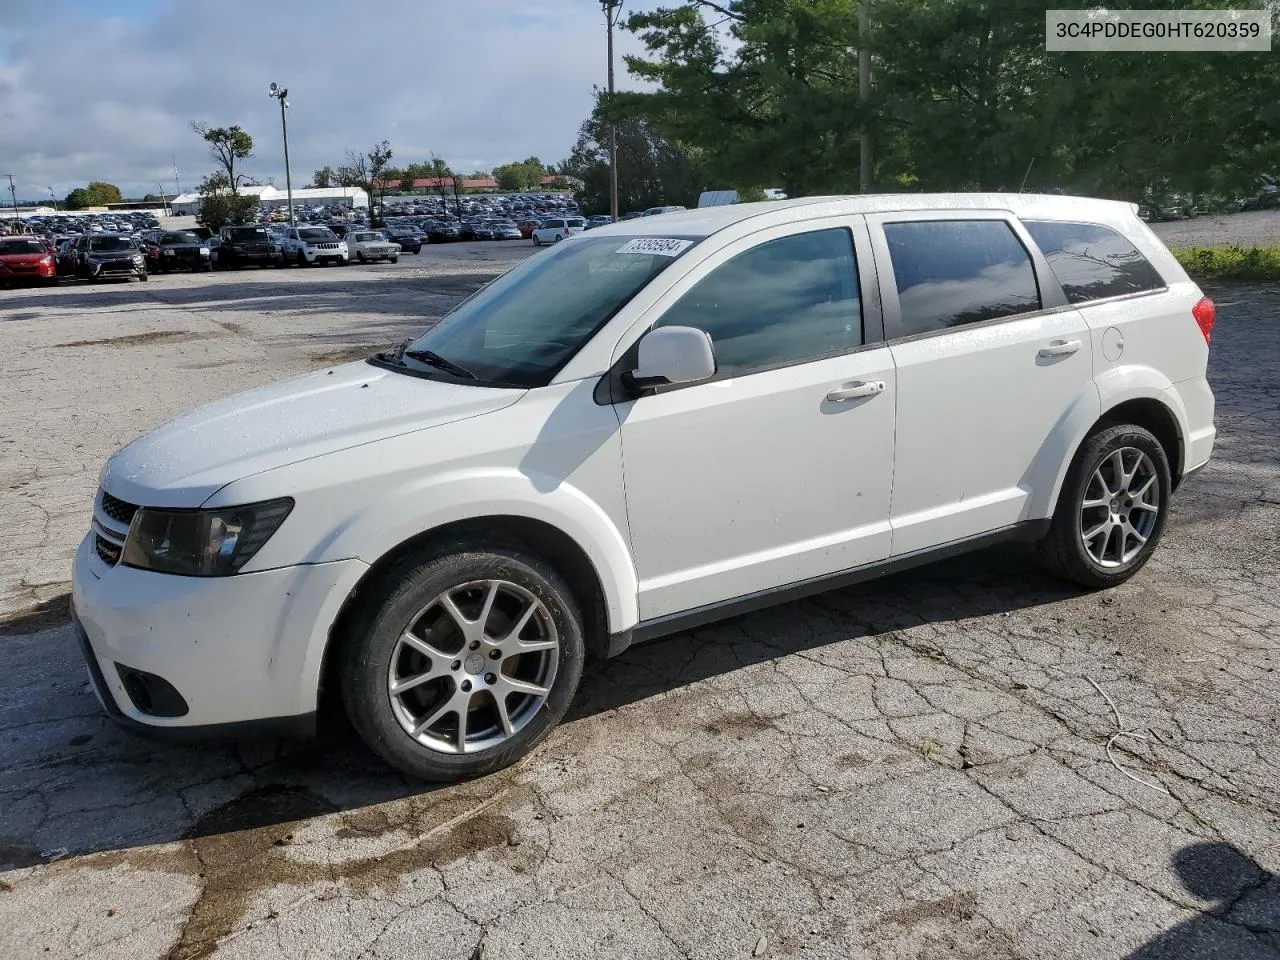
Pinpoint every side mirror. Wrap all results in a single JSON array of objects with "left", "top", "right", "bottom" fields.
[{"left": 625, "top": 325, "right": 716, "bottom": 390}]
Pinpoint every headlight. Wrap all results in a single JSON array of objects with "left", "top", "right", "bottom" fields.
[
  {"left": 121, "top": 498, "right": 293, "bottom": 576},
  {"left": 199, "top": 247, "right": 210, "bottom": 256}
]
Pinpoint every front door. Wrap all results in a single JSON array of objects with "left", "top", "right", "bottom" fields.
[{"left": 614, "top": 221, "right": 897, "bottom": 621}]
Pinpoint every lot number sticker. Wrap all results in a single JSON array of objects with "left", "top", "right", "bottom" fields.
[{"left": 615, "top": 238, "right": 694, "bottom": 257}]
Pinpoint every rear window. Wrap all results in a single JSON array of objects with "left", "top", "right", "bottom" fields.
[
  {"left": 1024, "top": 220, "right": 1165, "bottom": 304},
  {"left": 884, "top": 220, "right": 1041, "bottom": 337},
  {"left": 544, "top": 220, "right": 564, "bottom": 228}
]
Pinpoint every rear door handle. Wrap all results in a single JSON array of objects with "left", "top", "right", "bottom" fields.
[
  {"left": 1038, "top": 338, "right": 1081, "bottom": 358},
  {"left": 826, "top": 380, "right": 885, "bottom": 402}
]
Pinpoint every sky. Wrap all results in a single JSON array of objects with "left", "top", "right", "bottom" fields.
[{"left": 0, "top": 0, "right": 663, "bottom": 202}]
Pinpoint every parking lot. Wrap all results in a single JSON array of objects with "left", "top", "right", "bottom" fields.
[{"left": 0, "top": 242, "right": 1278, "bottom": 959}]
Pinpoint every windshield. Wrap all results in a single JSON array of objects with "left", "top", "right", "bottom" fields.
[
  {"left": 227, "top": 228, "right": 269, "bottom": 240},
  {"left": 399, "top": 235, "right": 695, "bottom": 388},
  {"left": 299, "top": 229, "right": 335, "bottom": 241},
  {"left": 87, "top": 236, "right": 136, "bottom": 252},
  {"left": 160, "top": 231, "right": 201, "bottom": 244},
  {"left": 0, "top": 239, "right": 46, "bottom": 255}
]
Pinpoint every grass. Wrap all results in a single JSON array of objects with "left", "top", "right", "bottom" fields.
[{"left": 1172, "top": 245, "right": 1280, "bottom": 282}]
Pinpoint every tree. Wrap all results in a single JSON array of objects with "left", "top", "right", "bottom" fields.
[
  {"left": 191, "top": 122, "right": 254, "bottom": 191},
  {"left": 62, "top": 181, "right": 127, "bottom": 209},
  {"left": 614, "top": 0, "right": 1280, "bottom": 199},
  {"left": 559, "top": 100, "right": 708, "bottom": 215},
  {"left": 87, "top": 181, "right": 124, "bottom": 204},
  {"left": 195, "top": 173, "right": 259, "bottom": 231},
  {"left": 492, "top": 157, "right": 547, "bottom": 192},
  {"left": 311, "top": 166, "right": 335, "bottom": 188},
  {"left": 429, "top": 154, "right": 463, "bottom": 219},
  {"left": 346, "top": 140, "right": 394, "bottom": 224}
]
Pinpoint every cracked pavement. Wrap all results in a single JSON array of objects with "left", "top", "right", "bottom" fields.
[{"left": 0, "top": 252, "right": 1277, "bottom": 959}]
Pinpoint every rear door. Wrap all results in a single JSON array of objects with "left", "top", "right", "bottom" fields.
[{"left": 867, "top": 211, "right": 1097, "bottom": 555}]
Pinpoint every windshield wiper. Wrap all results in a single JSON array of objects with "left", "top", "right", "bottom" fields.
[{"left": 403, "top": 349, "right": 478, "bottom": 380}]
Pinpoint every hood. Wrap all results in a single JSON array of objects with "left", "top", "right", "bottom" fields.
[
  {"left": 87, "top": 249, "right": 138, "bottom": 259},
  {"left": 103, "top": 361, "right": 524, "bottom": 508}
]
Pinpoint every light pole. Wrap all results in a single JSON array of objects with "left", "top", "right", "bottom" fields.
[
  {"left": 49, "top": 187, "right": 59, "bottom": 212},
  {"left": 601, "top": 0, "right": 622, "bottom": 222},
  {"left": 268, "top": 82, "right": 296, "bottom": 229}
]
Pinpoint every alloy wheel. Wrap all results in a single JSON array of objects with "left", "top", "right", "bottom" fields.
[
  {"left": 386, "top": 579, "right": 559, "bottom": 755},
  {"left": 1079, "top": 446, "right": 1160, "bottom": 568}
]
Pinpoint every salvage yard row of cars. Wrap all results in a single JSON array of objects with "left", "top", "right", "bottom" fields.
[{"left": 0, "top": 224, "right": 412, "bottom": 285}]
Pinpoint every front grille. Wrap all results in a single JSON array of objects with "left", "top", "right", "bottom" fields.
[
  {"left": 241, "top": 244, "right": 273, "bottom": 254},
  {"left": 95, "top": 535, "right": 122, "bottom": 566},
  {"left": 100, "top": 491, "right": 138, "bottom": 526},
  {"left": 312, "top": 242, "right": 338, "bottom": 249}
]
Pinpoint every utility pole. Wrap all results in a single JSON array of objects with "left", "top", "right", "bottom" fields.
[
  {"left": 157, "top": 183, "right": 171, "bottom": 216},
  {"left": 268, "top": 82, "right": 296, "bottom": 229},
  {"left": 601, "top": 0, "right": 622, "bottom": 222},
  {"left": 172, "top": 154, "right": 182, "bottom": 197},
  {"left": 858, "top": 0, "right": 872, "bottom": 194},
  {"left": 3, "top": 174, "right": 19, "bottom": 228},
  {"left": 49, "top": 187, "right": 59, "bottom": 212}
]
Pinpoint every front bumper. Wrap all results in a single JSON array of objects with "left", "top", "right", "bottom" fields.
[{"left": 71, "top": 534, "right": 368, "bottom": 734}]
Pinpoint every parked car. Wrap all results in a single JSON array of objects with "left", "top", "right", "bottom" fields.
[
  {"left": 490, "top": 221, "right": 523, "bottom": 241},
  {"left": 531, "top": 217, "right": 583, "bottom": 246},
  {"left": 514, "top": 218, "right": 540, "bottom": 239},
  {"left": 217, "top": 226, "right": 285, "bottom": 269},
  {"left": 458, "top": 221, "right": 483, "bottom": 242},
  {"left": 642, "top": 205, "right": 687, "bottom": 216},
  {"left": 146, "top": 230, "right": 213, "bottom": 273},
  {"left": 586, "top": 215, "right": 614, "bottom": 230},
  {"left": 68, "top": 233, "right": 148, "bottom": 281},
  {"left": 383, "top": 227, "right": 423, "bottom": 254},
  {"left": 71, "top": 194, "right": 1216, "bottom": 782},
  {"left": 346, "top": 230, "right": 400, "bottom": 263},
  {"left": 279, "top": 226, "right": 349, "bottom": 266},
  {"left": 0, "top": 236, "right": 58, "bottom": 286},
  {"left": 427, "top": 221, "right": 460, "bottom": 243}
]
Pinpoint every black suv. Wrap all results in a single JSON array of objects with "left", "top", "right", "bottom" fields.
[
  {"left": 217, "top": 226, "right": 285, "bottom": 269},
  {"left": 68, "top": 234, "right": 148, "bottom": 282}
]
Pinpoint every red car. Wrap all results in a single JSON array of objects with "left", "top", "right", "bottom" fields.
[
  {"left": 515, "top": 218, "right": 540, "bottom": 239},
  {"left": 0, "top": 236, "right": 57, "bottom": 287}
]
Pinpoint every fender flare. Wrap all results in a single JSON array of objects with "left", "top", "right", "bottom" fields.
[
  {"left": 1037, "top": 365, "right": 1188, "bottom": 518},
  {"left": 312, "top": 467, "right": 639, "bottom": 635}
]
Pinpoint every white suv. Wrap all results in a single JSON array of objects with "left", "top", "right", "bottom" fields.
[
  {"left": 72, "top": 195, "right": 1216, "bottom": 780},
  {"left": 278, "top": 226, "right": 348, "bottom": 266},
  {"left": 531, "top": 217, "right": 585, "bottom": 246}
]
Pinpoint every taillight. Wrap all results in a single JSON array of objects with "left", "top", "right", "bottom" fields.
[
  {"left": 149, "top": 246, "right": 160, "bottom": 257},
  {"left": 1192, "top": 296, "right": 1216, "bottom": 345}
]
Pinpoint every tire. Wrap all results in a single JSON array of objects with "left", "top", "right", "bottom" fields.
[
  {"left": 297, "top": 252, "right": 307, "bottom": 267},
  {"left": 357, "top": 252, "right": 367, "bottom": 263},
  {"left": 340, "top": 545, "right": 586, "bottom": 781},
  {"left": 206, "top": 264, "right": 214, "bottom": 272},
  {"left": 1038, "top": 424, "right": 1172, "bottom": 589},
  {"left": 138, "top": 273, "right": 148, "bottom": 282},
  {"left": 389, "top": 256, "right": 398, "bottom": 264}
]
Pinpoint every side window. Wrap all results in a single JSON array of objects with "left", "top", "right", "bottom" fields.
[
  {"left": 1023, "top": 220, "right": 1165, "bottom": 304},
  {"left": 656, "top": 228, "right": 862, "bottom": 378},
  {"left": 884, "top": 220, "right": 1041, "bottom": 337}
]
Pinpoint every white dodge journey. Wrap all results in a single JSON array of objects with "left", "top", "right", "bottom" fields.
[{"left": 72, "top": 195, "right": 1216, "bottom": 780}]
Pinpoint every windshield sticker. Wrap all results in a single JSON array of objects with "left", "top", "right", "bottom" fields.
[{"left": 615, "top": 238, "right": 693, "bottom": 257}]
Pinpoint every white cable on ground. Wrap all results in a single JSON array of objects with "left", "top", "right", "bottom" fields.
[{"left": 1087, "top": 676, "right": 1171, "bottom": 796}]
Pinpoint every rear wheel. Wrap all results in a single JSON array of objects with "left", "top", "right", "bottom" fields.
[
  {"left": 1038, "top": 424, "right": 1171, "bottom": 589},
  {"left": 390, "top": 256, "right": 398, "bottom": 264},
  {"left": 341, "top": 546, "right": 585, "bottom": 781}
]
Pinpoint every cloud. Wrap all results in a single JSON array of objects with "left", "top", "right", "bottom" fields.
[{"left": 0, "top": 0, "right": 656, "bottom": 200}]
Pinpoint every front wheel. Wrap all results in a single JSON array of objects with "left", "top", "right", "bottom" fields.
[
  {"left": 1038, "top": 424, "right": 1171, "bottom": 589},
  {"left": 389, "top": 256, "right": 398, "bottom": 264},
  {"left": 340, "top": 546, "right": 586, "bottom": 781}
]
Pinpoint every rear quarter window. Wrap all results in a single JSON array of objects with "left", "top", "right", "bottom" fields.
[{"left": 1023, "top": 220, "right": 1166, "bottom": 304}]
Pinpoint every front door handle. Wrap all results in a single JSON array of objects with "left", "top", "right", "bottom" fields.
[
  {"left": 1038, "top": 338, "right": 1081, "bottom": 358},
  {"left": 826, "top": 380, "right": 885, "bottom": 402}
]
